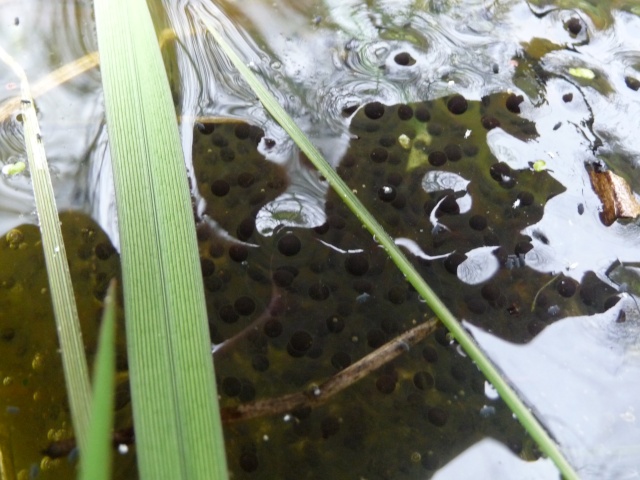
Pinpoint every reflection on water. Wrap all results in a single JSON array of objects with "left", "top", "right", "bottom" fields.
[
  {"left": 0, "top": 0, "right": 639, "bottom": 478},
  {"left": 0, "top": 0, "right": 104, "bottom": 235},
  {"left": 470, "top": 305, "right": 640, "bottom": 479}
]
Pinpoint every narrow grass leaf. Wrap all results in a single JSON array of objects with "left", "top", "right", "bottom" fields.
[
  {"left": 93, "top": 1, "right": 227, "bottom": 479},
  {"left": 0, "top": 51, "right": 99, "bottom": 123},
  {"left": 79, "top": 280, "right": 117, "bottom": 480},
  {"left": 0, "top": 45, "right": 92, "bottom": 453},
  {"left": 194, "top": 9, "right": 579, "bottom": 480}
]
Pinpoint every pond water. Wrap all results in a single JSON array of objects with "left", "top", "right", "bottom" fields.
[{"left": 0, "top": 0, "right": 639, "bottom": 479}]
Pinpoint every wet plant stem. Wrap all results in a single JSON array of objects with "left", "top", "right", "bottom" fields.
[{"left": 530, "top": 273, "right": 561, "bottom": 312}]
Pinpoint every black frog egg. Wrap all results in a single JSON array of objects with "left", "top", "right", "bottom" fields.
[
  {"left": 516, "top": 191, "right": 534, "bottom": 207},
  {"left": 557, "top": 278, "right": 578, "bottom": 298},
  {"left": 481, "top": 115, "right": 500, "bottom": 130},
  {"left": 370, "top": 147, "right": 389, "bottom": 163},
  {"left": 234, "top": 296, "right": 256, "bottom": 316},
  {"left": 252, "top": 354, "right": 269, "bottom": 372},
  {"left": 326, "top": 315, "right": 345, "bottom": 333},
  {"left": 565, "top": 17, "right": 582, "bottom": 35},
  {"left": 236, "top": 217, "right": 255, "bottom": 241},
  {"left": 264, "top": 318, "right": 283, "bottom": 338},
  {"left": 428, "top": 151, "right": 447, "bottom": 167},
  {"left": 278, "top": 233, "right": 301, "bottom": 256},
  {"left": 237, "top": 172, "right": 255, "bottom": 188},
  {"left": 222, "top": 377, "right": 242, "bottom": 397},
  {"left": 625, "top": 77, "right": 640, "bottom": 92},
  {"left": 345, "top": 253, "right": 369, "bottom": 276},
  {"left": 211, "top": 180, "right": 230, "bottom": 197},
  {"left": 413, "top": 371, "right": 434, "bottom": 390},
  {"left": 228, "top": 244, "right": 249, "bottom": 262},
  {"left": 444, "top": 144, "right": 462, "bottom": 162},
  {"left": 272, "top": 267, "right": 295, "bottom": 287},
  {"left": 219, "top": 305, "right": 239, "bottom": 324},
  {"left": 287, "top": 331, "right": 313, "bottom": 357},
  {"left": 480, "top": 283, "right": 500, "bottom": 303},
  {"left": 211, "top": 133, "right": 228, "bottom": 148},
  {"left": 200, "top": 258, "right": 215, "bottom": 277},
  {"left": 505, "top": 93, "right": 524, "bottom": 113},
  {"left": 436, "top": 194, "right": 459, "bottom": 216},
  {"left": 394, "top": 52, "right": 416, "bottom": 66},
  {"left": 427, "top": 407, "right": 449, "bottom": 427},
  {"left": 422, "top": 346, "right": 438, "bottom": 363},
  {"left": 378, "top": 185, "right": 396, "bottom": 202},
  {"left": 234, "top": 123, "right": 250, "bottom": 139},
  {"left": 309, "top": 282, "right": 330, "bottom": 301},
  {"left": 364, "top": 102, "right": 385, "bottom": 120},
  {"left": 444, "top": 252, "right": 467, "bottom": 274},
  {"left": 469, "top": 214, "right": 487, "bottom": 231},
  {"left": 447, "top": 94, "right": 468, "bottom": 115},
  {"left": 489, "top": 162, "right": 515, "bottom": 188},
  {"left": 95, "top": 241, "right": 116, "bottom": 260},
  {"left": 197, "top": 122, "right": 215, "bottom": 134},
  {"left": 415, "top": 104, "right": 431, "bottom": 122},
  {"left": 397, "top": 104, "right": 414, "bottom": 120}
]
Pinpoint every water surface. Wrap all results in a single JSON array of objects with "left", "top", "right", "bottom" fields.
[{"left": 0, "top": 1, "right": 638, "bottom": 478}]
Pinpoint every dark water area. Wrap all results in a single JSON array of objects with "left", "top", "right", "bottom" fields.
[{"left": 0, "top": 1, "right": 639, "bottom": 479}]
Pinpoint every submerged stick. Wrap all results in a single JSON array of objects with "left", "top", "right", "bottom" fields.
[
  {"left": 220, "top": 319, "right": 438, "bottom": 423},
  {"left": 42, "top": 319, "right": 437, "bottom": 457},
  {"left": 212, "top": 285, "right": 284, "bottom": 359}
]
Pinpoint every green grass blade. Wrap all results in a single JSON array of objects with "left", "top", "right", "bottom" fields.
[
  {"left": 79, "top": 280, "right": 117, "bottom": 480},
  {"left": 0, "top": 45, "right": 92, "bottom": 454},
  {"left": 194, "top": 9, "right": 579, "bottom": 480},
  {"left": 93, "top": 1, "right": 227, "bottom": 479}
]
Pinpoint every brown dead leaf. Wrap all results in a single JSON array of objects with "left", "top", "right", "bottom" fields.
[{"left": 588, "top": 165, "right": 640, "bottom": 226}]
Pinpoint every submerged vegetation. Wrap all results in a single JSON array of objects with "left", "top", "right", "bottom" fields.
[{"left": 1, "top": 0, "right": 639, "bottom": 479}]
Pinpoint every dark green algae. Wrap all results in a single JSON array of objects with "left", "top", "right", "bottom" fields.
[{"left": 0, "top": 93, "right": 620, "bottom": 478}]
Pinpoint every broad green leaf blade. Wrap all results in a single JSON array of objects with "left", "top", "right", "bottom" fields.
[
  {"left": 80, "top": 280, "right": 117, "bottom": 480},
  {"left": 194, "top": 8, "right": 579, "bottom": 480},
  {"left": 0, "top": 45, "right": 92, "bottom": 453},
  {"left": 93, "top": 2, "right": 227, "bottom": 479}
]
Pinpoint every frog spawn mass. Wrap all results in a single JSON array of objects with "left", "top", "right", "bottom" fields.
[
  {"left": 193, "top": 124, "right": 538, "bottom": 479},
  {"left": 0, "top": 213, "right": 134, "bottom": 478},
  {"left": 190, "top": 93, "right": 617, "bottom": 478},
  {"left": 1, "top": 94, "right": 620, "bottom": 479}
]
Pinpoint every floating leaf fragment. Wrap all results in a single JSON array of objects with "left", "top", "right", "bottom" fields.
[
  {"left": 588, "top": 165, "right": 640, "bottom": 225},
  {"left": 398, "top": 133, "right": 411, "bottom": 149},
  {"left": 532, "top": 160, "right": 547, "bottom": 172},
  {"left": 1, "top": 160, "right": 26, "bottom": 176},
  {"left": 568, "top": 67, "right": 595, "bottom": 80}
]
